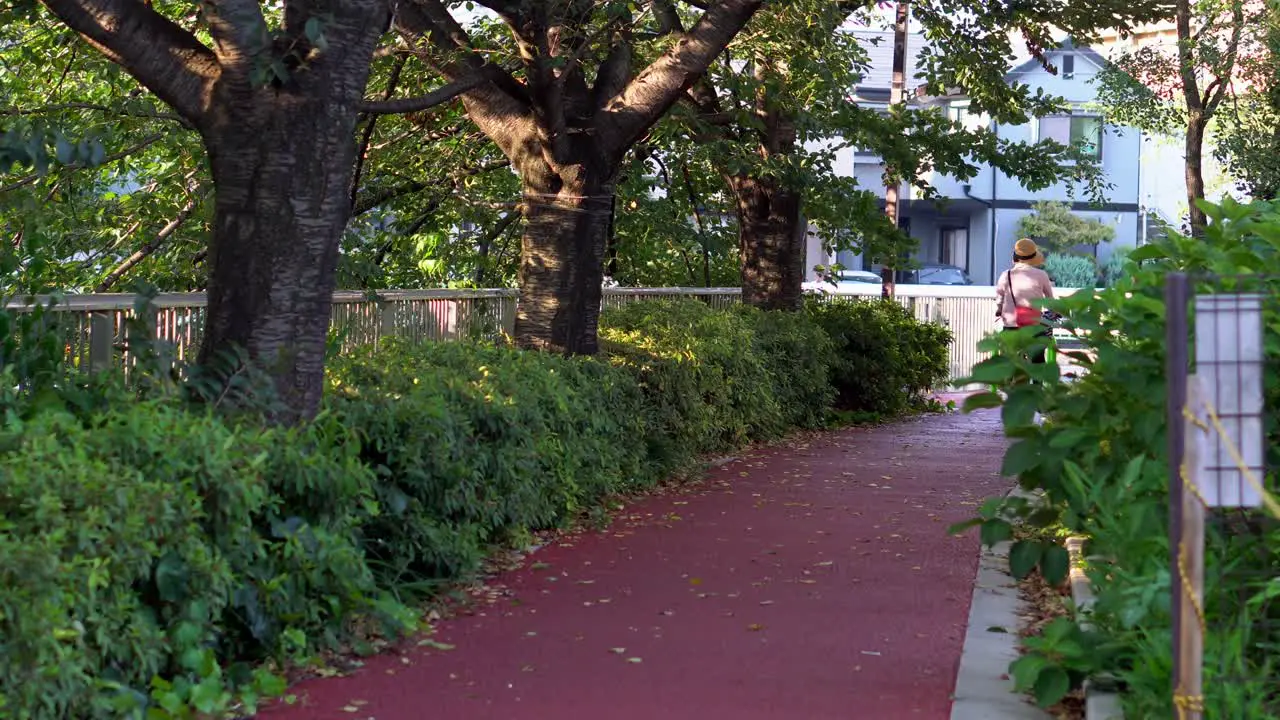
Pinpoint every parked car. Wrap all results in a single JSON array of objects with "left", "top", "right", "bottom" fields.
[
  {"left": 896, "top": 264, "right": 972, "bottom": 286},
  {"left": 835, "top": 270, "right": 883, "bottom": 285}
]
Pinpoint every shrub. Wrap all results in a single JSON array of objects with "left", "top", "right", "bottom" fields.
[
  {"left": 734, "top": 305, "right": 836, "bottom": 430},
  {"left": 959, "top": 197, "right": 1280, "bottom": 716},
  {"left": 327, "top": 340, "right": 653, "bottom": 586},
  {"left": 1043, "top": 253, "right": 1098, "bottom": 288},
  {"left": 0, "top": 403, "right": 382, "bottom": 719},
  {"left": 1099, "top": 246, "right": 1133, "bottom": 287},
  {"left": 601, "top": 299, "right": 784, "bottom": 451},
  {"left": 803, "top": 298, "right": 951, "bottom": 416}
]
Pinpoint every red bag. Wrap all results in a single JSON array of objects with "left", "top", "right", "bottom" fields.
[{"left": 1015, "top": 305, "right": 1042, "bottom": 327}]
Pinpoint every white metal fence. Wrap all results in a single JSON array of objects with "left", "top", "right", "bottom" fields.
[{"left": 4, "top": 284, "right": 1086, "bottom": 382}]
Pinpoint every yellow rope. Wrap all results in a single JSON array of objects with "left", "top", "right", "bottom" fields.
[
  {"left": 1195, "top": 398, "right": 1280, "bottom": 519},
  {"left": 1174, "top": 690, "right": 1205, "bottom": 719}
]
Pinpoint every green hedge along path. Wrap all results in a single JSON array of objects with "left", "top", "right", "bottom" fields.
[{"left": 260, "top": 409, "right": 1008, "bottom": 720}]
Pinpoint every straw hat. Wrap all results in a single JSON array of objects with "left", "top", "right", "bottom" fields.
[{"left": 1013, "top": 238, "right": 1045, "bottom": 266}]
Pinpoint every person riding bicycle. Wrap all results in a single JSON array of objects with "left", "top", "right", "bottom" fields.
[{"left": 995, "top": 238, "right": 1056, "bottom": 366}]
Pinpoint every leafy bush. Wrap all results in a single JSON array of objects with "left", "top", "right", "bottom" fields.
[
  {"left": 327, "top": 340, "right": 653, "bottom": 586},
  {"left": 1100, "top": 246, "right": 1133, "bottom": 287},
  {"left": 735, "top": 305, "right": 836, "bottom": 430},
  {"left": 0, "top": 403, "right": 384, "bottom": 719},
  {"left": 601, "top": 299, "right": 784, "bottom": 451},
  {"left": 958, "top": 197, "right": 1280, "bottom": 716},
  {"left": 1043, "top": 253, "right": 1098, "bottom": 289},
  {"left": 803, "top": 298, "right": 951, "bottom": 416}
]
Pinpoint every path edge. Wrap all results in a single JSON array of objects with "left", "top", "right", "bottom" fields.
[{"left": 949, "top": 492, "right": 1050, "bottom": 720}]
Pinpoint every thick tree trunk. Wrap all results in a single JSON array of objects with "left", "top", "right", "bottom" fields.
[
  {"left": 200, "top": 73, "right": 375, "bottom": 420},
  {"left": 1184, "top": 116, "right": 1208, "bottom": 235},
  {"left": 732, "top": 174, "right": 805, "bottom": 311},
  {"left": 515, "top": 169, "right": 615, "bottom": 354}
]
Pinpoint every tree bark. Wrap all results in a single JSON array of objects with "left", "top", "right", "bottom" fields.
[
  {"left": 516, "top": 163, "right": 614, "bottom": 353},
  {"left": 732, "top": 174, "right": 805, "bottom": 311},
  {"left": 1184, "top": 115, "right": 1208, "bottom": 233}
]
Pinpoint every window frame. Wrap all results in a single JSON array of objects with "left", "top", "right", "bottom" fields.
[{"left": 1035, "top": 112, "right": 1103, "bottom": 161}]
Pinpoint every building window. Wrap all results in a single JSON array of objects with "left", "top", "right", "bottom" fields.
[
  {"left": 940, "top": 227, "right": 969, "bottom": 271},
  {"left": 1061, "top": 53, "right": 1075, "bottom": 79},
  {"left": 1037, "top": 115, "right": 1103, "bottom": 159},
  {"left": 945, "top": 100, "right": 987, "bottom": 132}
]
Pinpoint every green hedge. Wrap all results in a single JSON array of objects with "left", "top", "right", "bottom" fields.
[
  {"left": 804, "top": 298, "right": 952, "bottom": 416},
  {"left": 0, "top": 296, "right": 950, "bottom": 718}
]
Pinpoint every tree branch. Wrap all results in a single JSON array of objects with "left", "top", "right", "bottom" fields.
[
  {"left": 595, "top": 0, "right": 764, "bottom": 158},
  {"left": 357, "top": 72, "right": 488, "bottom": 114},
  {"left": 1203, "top": 0, "right": 1245, "bottom": 117},
  {"left": 353, "top": 158, "right": 512, "bottom": 216},
  {"left": 0, "top": 101, "right": 190, "bottom": 127},
  {"left": 95, "top": 191, "right": 203, "bottom": 291},
  {"left": 38, "top": 0, "right": 220, "bottom": 125},
  {"left": 0, "top": 133, "right": 167, "bottom": 194},
  {"left": 351, "top": 55, "right": 408, "bottom": 211}
]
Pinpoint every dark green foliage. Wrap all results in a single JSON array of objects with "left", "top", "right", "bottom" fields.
[
  {"left": 326, "top": 340, "right": 652, "bottom": 585},
  {"left": 601, "top": 300, "right": 784, "bottom": 453},
  {"left": 956, "top": 198, "right": 1280, "bottom": 716},
  {"left": 0, "top": 404, "right": 381, "bottom": 719},
  {"left": 735, "top": 305, "right": 837, "bottom": 431},
  {"left": 804, "top": 298, "right": 953, "bottom": 416}
]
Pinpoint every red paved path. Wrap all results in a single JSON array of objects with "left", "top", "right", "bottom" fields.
[{"left": 260, "top": 410, "right": 1007, "bottom": 720}]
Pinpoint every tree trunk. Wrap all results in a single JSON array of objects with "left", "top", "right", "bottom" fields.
[
  {"left": 1184, "top": 115, "right": 1208, "bottom": 234},
  {"left": 200, "top": 72, "right": 375, "bottom": 421},
  {"left": 515, "top": 168, "right": 615, "bottom": 354},
  {"left": 732, "top": 174, "right": 805, "bottom": 311},
  {"left": 882, "top": 0, "right": 910, "bottom": 299}
]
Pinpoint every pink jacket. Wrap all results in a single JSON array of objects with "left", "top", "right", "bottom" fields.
[{"left": 995, "top": 265, "right": 1055, "bottom": 328}]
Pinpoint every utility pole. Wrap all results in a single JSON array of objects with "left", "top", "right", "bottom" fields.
[{"left": 881, "top": 0, "right": 909, "bottom": 300}]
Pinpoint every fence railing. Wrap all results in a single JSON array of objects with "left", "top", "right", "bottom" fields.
[{"left": 5, "top": 284, "right": 1088, "bottom": 382}]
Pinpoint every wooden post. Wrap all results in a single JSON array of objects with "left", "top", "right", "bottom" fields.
[
  {"left": 1178, "top": 374, "right": 1206, "bottom": 720},
  {"left": 378, "top": 297, "right": 397, "bottom": 345},
  {"left": 88, "top": 312, "right": 114, "bottom": 373}
]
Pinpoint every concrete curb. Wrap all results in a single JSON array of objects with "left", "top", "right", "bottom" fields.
[
  {"left": 1066, "top": 536, "right": 1124, "bottom": 720},
  {"left": 950, "top": 537, "right": 1051, "bottom": 720}
]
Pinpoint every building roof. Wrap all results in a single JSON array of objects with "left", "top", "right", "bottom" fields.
[{"left": 1003, "top": 37, "right": 1110, "bottom": 82}]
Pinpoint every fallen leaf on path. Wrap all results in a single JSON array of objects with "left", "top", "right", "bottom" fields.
[
  {"left": 418, "top": 639, "right": 455, "bottom": 651},
  {"left": 747, "top": 623, "right": 765, "bottom": 631},
  {"left": 627, "top": 657, "right": 643, "bottom": 664},
  {"left": 610, "top": 647, "right": 626, "bottom": 654}
]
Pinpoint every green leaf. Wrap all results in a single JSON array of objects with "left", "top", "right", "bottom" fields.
[
  {"left": 947, "top": 517, "right": 983, "bottom": 535},
  {"left": 1126, "top": 244, "right": 1168, "bottom": 262},
  {"left": 1048, "top": 428, "right": 1088, "bottom": 449},
  {"left": 1001, "top": 384, "right": 1039, "bottom": 427},
  {"left": 1008, "top": 540, "right": 1043, "bottom": 579},
  {"left": 54, "top": 136, "right": 73, "bottom": 165},
  {"left": 1001, "top": 438, "right": 1042, "bottom": 477},
  {"left": 1010, "top": 653, "right": 1047, "bottom": 691},
  {"left": 966, "top": 356, "right": 1017, "bottom": 384},
  {"left": 1032, "top": 665, "right": 1071, "bottom": 707},
  {"left": 962, "top": 391, "right": 1002, "bottom": 412},
  {"left": 1040, "top": 544, "right": 1070, "bottom": 586},
  {"left": 154, "top": 552, "right": 190, "bottom": 603},
  {"left": 979, "top": 518, "right": 1013, "bottom": 547}
]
